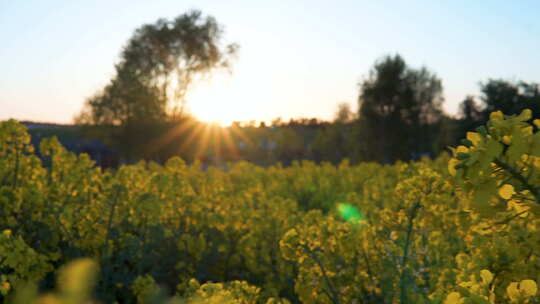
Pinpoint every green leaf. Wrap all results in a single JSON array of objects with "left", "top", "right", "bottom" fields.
[
  {"left": 476, "top": 126, "right": 488, "bottom": 136},
  {"left": 456, "top": 153, "right": 470, "bottom": 160},
  {"left": 461, "top": 139, "right": 473, "bottom": 147},
  {"left": 472, "top": 180, "right": 497, "bottom": 217},
  {"left": 485, "top": 139, "right": 503, "bottom": 159}
]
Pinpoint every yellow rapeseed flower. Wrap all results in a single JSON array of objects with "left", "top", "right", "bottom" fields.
[
  {"left": 444, "top": 292, "right": 464, "bottom": 304},
  {"left": 499, "top": 184, "right": 515, "bottom": 200},
  {"left": 467, "top": 132, "right": 481, "bottom": 146},
  {"left": 507, "top": 282, "right": 520, "bottom": 301},
  {"left": 480, "top": 269, "right": 493, "bottom": 285},
  {"left": 520, "top": 280, "right": 537, "bottom": 297},
  {"left": 448, "top": 158, "right": 459, "bottom": 176},
  {"left": 490, "top": 111, "right": 503, "bottom": 121}
]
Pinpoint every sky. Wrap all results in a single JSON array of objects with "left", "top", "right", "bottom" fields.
[{"left": 1, "top": 0, "right": 539, "bottom": 125}]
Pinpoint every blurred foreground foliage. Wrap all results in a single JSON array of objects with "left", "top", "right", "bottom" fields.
[{"left": 1, "top": 111, "right": 539, "bottom": 303}]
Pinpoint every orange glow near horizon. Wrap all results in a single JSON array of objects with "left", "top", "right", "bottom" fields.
[{"left": 148, "top": 117, "right": 243, "bottom": 162}]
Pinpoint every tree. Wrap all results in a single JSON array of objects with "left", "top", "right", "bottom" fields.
[
  {"left": 453, "top": 80, "right": 540, "bottom": 145},
  {"left": 453, "top": 95, "right": 484, "bottom": 143},
  {"left": 334, "top": 102, "right": 355, "bottom": 124},
  {"left": 76, "top": 10, "right": 238, "bottom": 161},
  {"left": 312, "top": 103, "right": 358, "bottom": 163},
  {"left": 480, "top": 79, "right": 540, "bottom": 119},
  {"left": 357, "top": 55, "right": 444, "bottom": 163},
  {"left": 459, "top": 95, "right": 483, "bottom": 122}
]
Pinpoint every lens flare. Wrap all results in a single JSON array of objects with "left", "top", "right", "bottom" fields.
[{"left": 337, "top": 203, "right": 364, "bottom": 225}]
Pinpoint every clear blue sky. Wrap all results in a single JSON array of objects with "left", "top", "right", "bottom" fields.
[{"left": 1, "top": 0, "right": 539, "bottom": 124}]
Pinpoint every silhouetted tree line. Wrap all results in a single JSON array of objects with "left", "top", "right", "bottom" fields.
[
  {"left": 73, "top": 11, "right": 540, "bottom": 166},
  {"left": 308, "top": 60, "right": 540, "bottom": 165},
  {"left": 185, "top": 56, "right": 539, "bottom": 166}
]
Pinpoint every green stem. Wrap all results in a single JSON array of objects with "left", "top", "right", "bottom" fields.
[
  {"left": 495, "top": 210, "right": 529, "bottom": 225},
  {"left": 303, "top": 244, "right": 341, "bottom": 304},
  {"left": 399, "top": 200, "right": 421, "bottom": 304},
  {"left": 494, "top": 158, "right": 540, "bottom": 203},
  {"left": 12, "top": 143, "right": 20, "bottom": 189},
  {"left": 102, "top": 190, "right": 119, "bottom": 257}
]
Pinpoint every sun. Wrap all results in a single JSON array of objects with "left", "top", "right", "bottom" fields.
[
  {"left": 184, "top": 69, "right": 262, "bottom": 127},
  {"left": 189, "top": 100, "right": 238, "bottom": 127},
  {"left": 186, "top": 82, "right": 246, "bottom": 126}
]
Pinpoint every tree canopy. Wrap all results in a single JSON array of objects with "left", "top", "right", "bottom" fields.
[
  {"left": 480, "top": 79, "right": 540, "bottom": 119},
  {"left": 357, "top": 54, "right": 444, "bottom": 163},
  {"left": 75, "top": 10, "right": 238, "bottom": 160}
]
